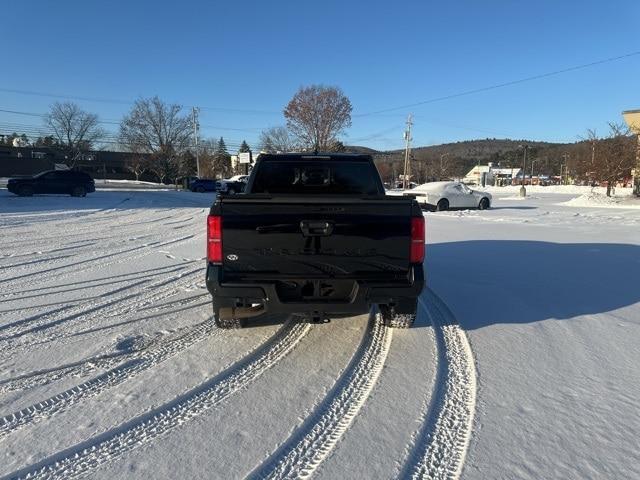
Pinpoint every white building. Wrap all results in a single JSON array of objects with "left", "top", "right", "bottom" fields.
[{"left": 463, "top": 164, "right": 521, "bottom": 186}]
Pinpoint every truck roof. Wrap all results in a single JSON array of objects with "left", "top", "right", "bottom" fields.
[{"left": 256, "top": 153, "right": 373, "bottom": 162}]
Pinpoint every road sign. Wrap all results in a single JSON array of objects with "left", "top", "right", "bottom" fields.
[{"left": 239, "top": 152, "right": 251, "bottom": 164}]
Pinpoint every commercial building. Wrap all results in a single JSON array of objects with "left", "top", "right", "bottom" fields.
[{"left": 0, "top": 146, "right": 153, "bottom": 181}]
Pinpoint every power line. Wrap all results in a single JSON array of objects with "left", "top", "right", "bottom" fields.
[
  {"left": 0, "top": 122, "right": 252, "bottom": 151},
  {"left": 0, "top": 108, "right": 265, "bottom": 134},
  {"left": 355, "top": 50, "right": 640, "bottom": 117},
  {"left": 0, "top": 87, "right": 281, "bottom": 116},
  {"left": 1, "top": 49, "right": 638, "bottom": 124}
]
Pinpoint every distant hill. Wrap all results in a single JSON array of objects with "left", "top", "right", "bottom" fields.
[
  {"left": 346, "top": 138, "right": 582, "bottom": 183},
  {"left": 341, "top": 145, "right": 380, "bottom": 154},
  {"left": 406, "top": 138, "right": 563, "bottom": 158}
]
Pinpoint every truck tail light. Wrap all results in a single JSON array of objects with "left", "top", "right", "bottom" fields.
[
  {"left": 410, "top": 216, "right": 425, "bottom": 264},
  {"left": 207, "top": 215, "right": 222, "bottom": 264}
]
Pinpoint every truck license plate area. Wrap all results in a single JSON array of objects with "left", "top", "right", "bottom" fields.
[{"left": 276, "top": 280, "right": 357, "bottom": 303}]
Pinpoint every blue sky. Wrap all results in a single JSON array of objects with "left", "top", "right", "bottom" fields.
[{"left": 1, "top": 0, "right": 639, "bottom": 151}]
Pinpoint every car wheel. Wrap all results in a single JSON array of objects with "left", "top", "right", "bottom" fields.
[
  {"left": 71, "top": 186, "right": 86, "bottom": 197},
  {"left": 478, "top": 197, "right": 490, "bottom": 210},
  {"left": 196, "top": 186, "right": 205, "bottom": 193},
  {"left": 436, "top": 198, "right": 449, "bottom": 211},
  {"left": 18, "top": 185, "right": 34, "bottom": 197}
]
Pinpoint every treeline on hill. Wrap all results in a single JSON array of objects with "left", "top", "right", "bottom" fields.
[
  {"left": 360, "top": 129, "right": 637, "bottom": 193},
  {"left": 367, "top": 139, "right": 566, "bottom": 184}
]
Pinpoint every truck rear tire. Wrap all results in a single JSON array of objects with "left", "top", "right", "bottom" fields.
[
  {"left": 213, "top": 310, "right": 244, "bottom": 329},
  {"left": 212, "top": 302, "right": 245, "bottom": 329},
  {"left": 379, "top": 298, "right": 417, "bottom": 328}
]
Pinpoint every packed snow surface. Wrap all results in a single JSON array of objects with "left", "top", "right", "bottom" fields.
[{"left": 0, "top": 187, "right": 638, "bottom": 479}]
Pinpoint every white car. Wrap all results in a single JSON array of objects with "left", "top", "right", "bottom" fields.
[
  {"left": 216, "top": 175, "right": 248, "bottom": 194},
  {"left": 403, "top": 181, "right": 492, "bottom": 211}
]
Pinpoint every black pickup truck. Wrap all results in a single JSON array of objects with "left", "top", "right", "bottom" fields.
[{"left": 205, "top": 153, "right": 425, "bottom": 329}]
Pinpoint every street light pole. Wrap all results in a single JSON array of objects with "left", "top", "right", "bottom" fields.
[
  {"left": 440, "top": 153, "right": 450, "bottom": 181},
  {"left": 561, "top": 153, "right": 570, "bottom": 185},
  {"left": 402, "top": 114, "right": 413, "bottom": 190},
  {"left": 192, "top": 107, "right": 200, "bottom": 178},
  {"left": 530, "top": 159, "right": 536, "bottom": 186},
  {"left": 519, "top": 145, "right": 527, "bottom": 197}
]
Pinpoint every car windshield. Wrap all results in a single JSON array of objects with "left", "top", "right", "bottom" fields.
[{"left": 251, "top": 161, "right": 382, "bottom": 195}]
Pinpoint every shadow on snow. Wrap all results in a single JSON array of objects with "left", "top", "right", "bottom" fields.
[{"left": 426, "top": 240, "right": 640, "bottom": 329}]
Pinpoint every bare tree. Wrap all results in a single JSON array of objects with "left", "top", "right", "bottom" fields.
[
  {"left": 148, "top": 157, "right": 178, "bottom": 185},
  {"left": 589, "top": 123, "right": 636, "bottom": 196},
  {"left": 119, "top": 97, "right": 192, "bottom": 183},
  {"left": 45, "top": 102, "right": 104, "bottom": 165},
  {"left": 259, "top": 126, "right": 297, "bottom": 153},
  {"left": 284, "top": 85, "right": 352, "bottom": 151},
  {"left": 125, "top": 155, "right": 150, "bottom": 181}
]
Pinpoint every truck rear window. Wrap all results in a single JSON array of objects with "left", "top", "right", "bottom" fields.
[{"left": 251, "top": 161, "right": 382, "bottom": 195}]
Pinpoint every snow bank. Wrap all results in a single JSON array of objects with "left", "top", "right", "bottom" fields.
[
  {"left": 562, "top": 191, "right": 640, "bottom": 209},
  {"left": 103, "top": 179, "right": 165, "bottom": 186},
  {"left": 481, "top": 185, "right": 634, "bottom": 196},
  {"left": 388, "top": 184, "right": 634, "bottom": 197}
]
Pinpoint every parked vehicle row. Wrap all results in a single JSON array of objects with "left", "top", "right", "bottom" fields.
[
  {"left": 216, "top": 175, "right": 248, "bottom": 194},
  {"left": 189, "top": 178, "right": 217, "bottom": 193},
  {"left": 189, "top": 176, "right": 249, "bottom": 194},
  {"left": 5, "top": 171, "right": 250, "bottom": 197},
  {"left": 7, "top": 170, "right": 95, "bottom": 197}
]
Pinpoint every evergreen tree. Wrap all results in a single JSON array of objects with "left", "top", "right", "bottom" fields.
[
  {"left": 239, "top": 140, "right": 251, "bottom": 153},
  {"left": 216, "top": 137, "right": 229, "bottom": 156},
  {"left": 213, "top": 137, "right": 232, "bottom": 177}
]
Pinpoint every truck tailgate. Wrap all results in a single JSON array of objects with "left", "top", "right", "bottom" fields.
[{"left": 219, "top": 197, "right": 414, "bottom": 278}]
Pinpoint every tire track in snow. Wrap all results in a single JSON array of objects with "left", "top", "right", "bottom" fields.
[
  {"left": 0, "top": 209, "right": 152, "bottom": 254},
  {"left": 0, "top": 263, "right": 185, "bottom": 303},
  {"left": 0, "top": 319, "right": 219, "bottom": 440},
  {"left": 251, "top": 311, "right": 392, "bottom": 480},
  {"left": 0, "top": 266, "right": 203, "bottom": 356},
  {"left": 0, "top": 266, "right": 199, "bottom": 340},
  {"left": 397, "top": 288, "right": 476, "bottom": 480},
  {"left": 0, "top": 316, "right": 210, "bottom": 395},
  {"left": 6, "top": 319, "right": 311, "bottom": 480},
  {"left": 0, "top": 233, "right": 197, "bottom": 292},
  {"left": 0, "top": 207, "right": 199, "bottom": 283}
]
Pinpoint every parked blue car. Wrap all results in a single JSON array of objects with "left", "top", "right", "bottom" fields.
[{"left": 189, "top": 178, "right": 217, "bottom": 193}]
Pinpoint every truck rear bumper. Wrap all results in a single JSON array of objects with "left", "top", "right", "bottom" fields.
[{"left": 206, "top": 264, "right": 424, "bottom": 317}]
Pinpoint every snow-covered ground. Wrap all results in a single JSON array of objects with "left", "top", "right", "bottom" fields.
[
  {"left": 0, "top": 187, "right": 638, "bottom": 479},
  {"left": 0, "top": 178, "right": 173, "bottom": 190}
]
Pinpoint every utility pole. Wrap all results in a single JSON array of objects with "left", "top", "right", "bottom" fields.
[
  {"left": 192, "top": 107, "right": 200, "bottom": 178},
  {"left": 402, "top": 114, "right": 413, "bottom": 190}
]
